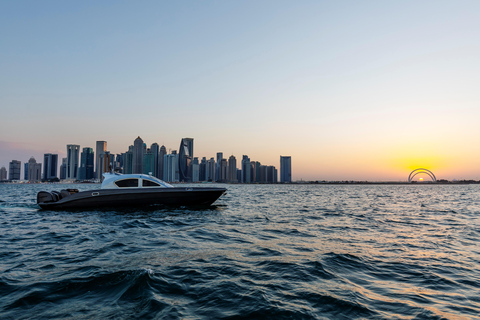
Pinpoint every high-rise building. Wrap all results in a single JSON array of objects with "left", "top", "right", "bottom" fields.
[
  {"left": 115, "top": 154, "right": 124, "bottom": 173},
  {"left": 207, "top": 158, "right": 215, "bottom": 182},
  {"left": 267, "top": 166, "right": 277, "bottom": 183},
  {"left": 228, "top": 155, "right": 237, "bottom": 183},
  {"left": 143, "top": 148, "right": 155, "bottom": 175},
  {"left": 280, "top": 156, "right": 292, "bottom": 183},
  {"left": 158, "top": 145, "right": 167, "bottom": 180},
  {"left": 27, "top": 157, "right": 42, "bottom": 182},
  {"left": 150, "top": 143, "right": 159, "bottom": 177},
  {"left": 95, "top": 141, "right": 107, "bottom": 179},
  {"left": 24, "top": 162, "right": 29, "bottom": 180},
  {"left": 132, "top": 137, "right": 144, "bottom": 174},
  {"left": 220, "top": 158, "right": 228, "bottom": 182},
  {"left": 79, "top": 148, "right": 94, "bottom": 180},
  {"left": 66, "top": 144, "right": 80, "bottom": 180},
  {"left": 237, "top": 169, "right": 242, "bottom": 183},
  {"left": 0, "top": 167, "right": 7, "bottom": 181},
  {"left": 191, "top": 157, "right": 199, "bottom": 182},
  {"left": 251, "top": 161, "right": 259, "bottom": 183},
  {"left": 163, "top": 151, "right": 179, "bottom": 182},
  {"left": 215, "top": 152, "right": 223, "bottom": 182},
  {"left": 99, "top": 151, "right": 112, "bottom": 177},
  {"left": 8, "top": 160, "right": 21, "bottom": 181},
  {"left": 59, "top": 158, "right": 67, "bottom": 179},
  {"left": 178, "top": 138, "right": 194, "bottom": 182},
  {"left": 43, "top": 153, "right": 58, "bottom": 181},
  {"left": 259, "top": 165, "right": 267, "bottom": 183},
  {"left": 241, "top": 155, "right": 251, "bottom": 183},
  {"left": 199, "top": 157, "right": 207, "bottom": 181},
  {"left": 123, "top": 145, "right": 134, "bottom": 174}
]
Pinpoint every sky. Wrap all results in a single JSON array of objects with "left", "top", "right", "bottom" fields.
[{"left": 1, "top": 1, "right": 480, "bottom": 181}]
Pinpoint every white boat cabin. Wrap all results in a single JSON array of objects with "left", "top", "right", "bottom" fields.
[{"left": 101, "top": 173, "right": 174, "bottom": 189}]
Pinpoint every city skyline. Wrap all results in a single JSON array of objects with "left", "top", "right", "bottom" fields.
[
  {"left": 0, "top": 136, "right": 285, "bottom": 183},
  {"left": 2, "top": 2, "right": 480, "bottom": 181}
]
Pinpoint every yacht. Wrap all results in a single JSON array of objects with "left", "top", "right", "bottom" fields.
[{"left": 37, "top": 173, "right": 226, "bottom": 210}]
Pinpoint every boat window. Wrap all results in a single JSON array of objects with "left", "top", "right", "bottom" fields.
[
  {"left": 142, "top": 179, "right": 161, "bottom": 187},
  {"left": 115, "top": 178, "right": 139, "bottom": 188}
]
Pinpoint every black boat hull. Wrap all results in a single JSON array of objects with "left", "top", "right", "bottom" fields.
[{"left": 37, "top": 187, "right": 226, "bottom": 210}]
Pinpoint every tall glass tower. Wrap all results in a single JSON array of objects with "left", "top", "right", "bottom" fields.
[
  {"left": 228, "top": 155, "right": 237, "bottom": 183},
  {"left": 79, "top": 148, "right": 94, "bottom": 180},
  {"left": 132, "top": 136, "right": 144, "bottom": 174},
  {"left": 178, "top": 138, "right": 193, "bottom": 182},
  {"left": 150, "top": 143, "right": 159, "bottom": 177},
  {"left": 66, "top": 144, "right": 80, "bottom": 180},
  {"left": 280, "top": 156, "right": 292, "bottom": 183},
  {"left": 9, "top": 160, "right": 21, "bottom": 181},
  {"left": 158, "top": 145, "right": 167, "bottom": 179},
  {"left": 95, "top": 141, "right": 107, "bottom": 179},
  {"left": 241, "top": 155, "right": 251, "bottom": 183},
  {"left": 43, "top": 153, "right": 58, "bottom": 181}
]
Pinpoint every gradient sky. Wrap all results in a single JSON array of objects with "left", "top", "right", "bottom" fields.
[{"left": 1, "top": 1, "right": 480, "bottom": 181}]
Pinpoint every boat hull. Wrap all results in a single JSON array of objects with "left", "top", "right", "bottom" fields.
[{"left": 37, "top": 187, "right": 226, "bottom": 210}]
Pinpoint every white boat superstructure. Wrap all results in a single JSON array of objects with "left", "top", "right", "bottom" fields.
[{"left": 101, "top": 173, "right": 174, "bottom": 189}]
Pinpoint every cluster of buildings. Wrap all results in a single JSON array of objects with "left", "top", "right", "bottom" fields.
[{"left": 0, "top": 137, "right": 292, "bottom": 184}]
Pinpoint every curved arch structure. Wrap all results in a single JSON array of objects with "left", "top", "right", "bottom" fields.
[{"left": 408, "top": 168, "right": 436, "bottom": 182}]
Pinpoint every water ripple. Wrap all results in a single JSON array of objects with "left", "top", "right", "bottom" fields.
[{"left": 0, "top": 184, "right": 479, "bottom": 319}]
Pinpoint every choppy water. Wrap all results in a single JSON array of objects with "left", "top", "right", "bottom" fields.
[{"left": 0, "top": 183, "right": 479, "bottom": 319}]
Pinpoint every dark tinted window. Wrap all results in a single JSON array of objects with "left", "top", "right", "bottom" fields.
[
  {"left": 115, "top": 178, "right": 139, "bottom": 188},
  {"left": 142, "top": 179, "right": 161, "bottom": 187}
]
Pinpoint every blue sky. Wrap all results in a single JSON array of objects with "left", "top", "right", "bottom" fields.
[{"left": 1, "top": 1, "right": 480, "bottom": 180}]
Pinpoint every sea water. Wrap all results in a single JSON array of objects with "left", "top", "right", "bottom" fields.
[{"left": 0, "top": 183, "right": 479, "bottom": 319}]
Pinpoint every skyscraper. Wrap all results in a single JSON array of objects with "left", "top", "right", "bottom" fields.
[
  {"left": 251, "top": 161, "right": 259, "bottom": 183},
  {"left": 95, "top": 141, "right": 107, "bottom": 179},
  {"left": 207, "top": 157, "right": 215, "bottom": 182},
  {"left": 66, "top": 144, "right": 80, "bottom": 180},
  {"left": 123, "top": 145, "right": 134, "bottom": 174},
  {"left": 59, "top": 158, "right": 67, "bottom": 180},
  {"left": 220, "top": 158, "right": 228, "bottom": 182},
  {"left": 27, "top": 157, "right": 42, "bottom": 182},
  {"left": 178, "top": 138, "right": 193, "bottom": 182},
  {"left": 43, "top": 153, "right": 58, "bottom": 181},
  {"left": 150, "top": 143, "right": 159, "bottom": 177},
  {"left": 267, "top": 166, "right": 277, "bottom": 183},
  {"left": 241, "top": 155, "right": 251, "bottom": 183},
  {"left": 199, "top": 157, "right": 207, "bottom": 181},
  {"left": 158, "top": 145, "right": 166, "bottom": 179},
  {"left": 163, "top": 151, "right": 179, "bottom": 182},
  {"left": 191, "top": 157, "right": 199, "bottom": 182},
  {"left": 115, "top": 154, "right": 124, "bottom": 173},
  {"left": 132, "top": 137, "right": 144, "bottom": 174},
  {"left": 280, "top": 156, "right": 292, "bottom": 183},
  {"left": 8, "top": 160, "right": 21, "bottom": 181},
  {"left": 79, "top": 148, "right": 94, "bottom": 180},
  {"left": 143, "top": 148, "right": 155, "bottom": 175},
  {"left": 228, "top": 155, "right": 237, "bottom": 183},
  {"left": 0, "top": 167, "right": 6, "bottom": 181},
  {"left": 215, "top": 152, "right": 223, "bottom": 182},
  {"left": 24, "top": 162, "right": 29, "bottom": 180}
]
